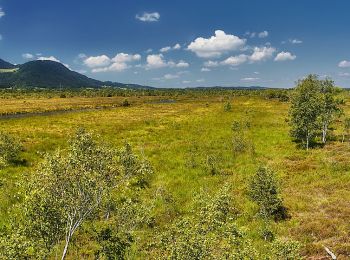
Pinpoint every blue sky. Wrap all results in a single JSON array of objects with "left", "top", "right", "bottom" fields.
[{"left": 1, "top": 0, "right": 350, "bottom": 88}]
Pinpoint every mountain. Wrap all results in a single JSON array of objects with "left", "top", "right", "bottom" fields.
[
  {"left": 0, "top": 58, "right": 16, "bottom": 69},
  {"left": 0, "top": 59, "right": 151, "bottom": 89}
]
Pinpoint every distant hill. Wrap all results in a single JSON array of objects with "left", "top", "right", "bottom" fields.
[
  {"left": 0, "top": 59, "right": 151, "bottom": 89},
  {"left": 0, "top": 58, "right": 16, "bottom": 69}
]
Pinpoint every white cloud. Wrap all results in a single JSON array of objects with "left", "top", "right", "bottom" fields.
[
  {"left": 241, "top": 77, "right": 260, "bottom": 82},
  {"left": 196, "top": 79, "right": 205, "bottom": 83},
  {"left": 146, "top": 54, "right": 168, "bottom": 69},
  {"left": 84, "top": 55, "right": 111, "bottom": 68},
  {"left": 37, "top": 56, "right": 61, "bottom": 62},
  {"left": 146, "top": 54, "right": 189, "bottom": 69},
  {"left": 111, "top": 53, "right": 141, "bottom": 63},
  {"left": 258, "top": 31, "right": 269, "bottom": 38},
  {"left": 160, "top": 43, "right": 181, "bottom": 53},
  {"left": 339, "top": 72, "right": 350, "bottom": 77},
  {"left": 136, "top": 12, "right": 160, "bottom": 22},
  {"left": 164, "top": 73, "right": 179, "bottom": 80},
  {"left": 201, "top": 67, "right": 211, "bottom": 72},
  {"left": 182, "top": 80, "right": 191, "bottom": 84},
  {"left": 187, "top": 30, "right": 246, "bottom": 58},
  {"left": 176, "top": 60, "right": 189, "bottom": 68},
  {"left": 290, "top": 39, "right": 302, "bottom": 44},
  {"left": 245, "top": 31, "right": 256, "bottom": 38},
  {"left": 160, "top": 46, "right": 171, "bottom": 53},
  {"left": 146, "top": 48, "right": 153, "bottom": 53},
  {"left": 86, "top": 53, "right": 140, "bottom": 72},
  {"left": 0, "top": 8, "right": 5, "bottom": 18},
  {"left": 338, "top": 60, "right": 350, "bottom": 68},
  {"left": 37, "top": 56, "right": 70, "bottom": 69},
  {"left": 203, "top": 60, "right": 219, "bottom": 67},
  {"left": 221, "top": 54, "right": 248, "bottom": 66},
  {"left": 173, "top": 43, "right": 181, "bottom": 50},
  {"left": 274, "top": 51, "right": 296, "bottom": 61},
  {"left": 249, "top": 46, "right": 276, "bottom": 62},
  {"left": 22, "top": 53, "right": 35, "bottom": 60}
]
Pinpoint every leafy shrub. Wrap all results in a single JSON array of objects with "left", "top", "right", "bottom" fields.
[
  {"left": 122, "top": 99, "right": 130, "bottom": 107},
  {"left": 0, "top": 132, "right": 22, "bottom": 167},
  {"left": 231, "top": 120, "right": 254, "bottom": 154},
  {"left": 271, "top": 239, "right": 302, "bottom": 259},
  {"left": 149, "top": 185, "right": 259, "bottom": 259},
  {"left": 204, "top": 154, "right": 219, "bottom": 175},
  {"left": 223, "top": 101, "right": 232, "bottom": 112},
  {"left": 248, "top": 167, "right": 289, "bottom": 221}
]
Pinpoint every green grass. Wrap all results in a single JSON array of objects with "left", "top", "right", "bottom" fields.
[{"left": 0, "top": 94, "right": 349, "bottom": 258}]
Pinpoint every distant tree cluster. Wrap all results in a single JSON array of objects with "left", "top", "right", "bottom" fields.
[{"left": 289, "top": 74, "right": 343, "bottom": 149}]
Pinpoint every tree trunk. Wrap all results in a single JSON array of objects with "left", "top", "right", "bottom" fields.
[
  {"left": 322, "top": 123, "right": 328, "bottom": 144},
  {"left": 61, "top": 234, "right": 70, "bottom": 260}
]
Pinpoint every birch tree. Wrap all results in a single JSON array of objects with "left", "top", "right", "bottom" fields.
[
  {"left": 319, "top": 78, "right": 342, "bottom": 143},
  {"left": 289, "top": 75, "right": 322, "bottom": 150}
]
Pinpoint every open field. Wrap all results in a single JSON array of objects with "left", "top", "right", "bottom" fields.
[{"left": 0, "top": 91, "right": 349, "bottom": 259}]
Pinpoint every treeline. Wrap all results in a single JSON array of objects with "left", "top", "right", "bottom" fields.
[{"left": 0, "top": 86, "right": 294, "bottom": 100}]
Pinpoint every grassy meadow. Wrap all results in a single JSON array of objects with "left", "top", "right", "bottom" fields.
[{"left": 0, "top": 90, "right": 349, "bottom": 259}]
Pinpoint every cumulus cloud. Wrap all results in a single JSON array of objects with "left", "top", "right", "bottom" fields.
[
  {"left": 136, "top": 12, "right": 160, "bottom": 22},
  {"left": 84, "top": 53, "right": 141, "bottom": 73},
  {"left": 176, "top": 60, "right": 189, "bottom": 68},
  {"left": 22, "top": 53, "right": 35, "bottom": 60},
  {"left": 84, "top": 55, "right": 111, "bottom": 68},
  {"left": 274, "top": 51, "right": 296, "bottom": 61},
  {"left": 146, "top": 54, "right": 189, "bottom": 69},
  {"left": 111, "top": 53, "right": 141, "bottom": 63},
  {"left": 241, "top": 77, "right": 260, "bottom": 82},
  {"left": 258, "top": 31, "right": 269, "bottom": 38},
  {"left": 187, "top": 30, "right": 246, "bottom": 58},
  {"left": 203, "top": 60, "right": 219, "bottom": 67},
  {"left": 37, "top": 56, "right": 70, "bottom": 68},
  {"left": 249, "top": 46, "right": 276, "bottom": 62},
  {"left": 146, "top": 54, "right": 168, "bottom": 69},
  {"left": 0, "top": 8, "right": 5, "bottom": 18},
  {"left": 160, "top": 43, "right": 181, "bottom": 53},
  {"left": 201, "top": 67, "right": 211, "bottom": 72},
  {"left": 160, "top": 46, "right": 171, "bottom": 53},
  {"left": 221, "top": 54, "right": 248, "bottom": 66},
  {"left": 338, "top": 60, "right": 350, "bottom": 68}
]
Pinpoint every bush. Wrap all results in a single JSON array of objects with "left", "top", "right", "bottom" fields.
[
  {"left": 223, "top": 101, "right": 232, "bottom": 112},
  {"left": 0, "top": 132, "right": 21, "bottom": 167},
  {"left": 231, "top": 120, "right": 254, "bottom": 155},
  {"left": 248, "top": 167, "right": 288, "bottom": 221},
  {"left": 122, "top": 99, "right": 130, "bottom": 107},
  {"left": 271, "top": 239, "right": 302, "bottom": 259}
]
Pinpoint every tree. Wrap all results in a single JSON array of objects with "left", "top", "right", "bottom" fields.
[
  {"left": 319, "top": 78, "right": 342, "bottom": 143},
  {"left": 248, "top": 167, "right": 288, "bottom": 221},
  {"left": 289, "top": 75, "right": 323, "bottom": 150},
  {"left": 1, "top": 129, "right": 153, "bottom": 259},
  {"left": 0, "top": 132, "right": 22, "bottom": 167}
]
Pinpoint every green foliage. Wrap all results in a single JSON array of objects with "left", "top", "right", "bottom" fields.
[
  {"left": 122, "top": 99, "right": 130, "bottom": 107},
  {"left": 0, "top": 132, "right": 21, "bottom": 167},
  {"left": 204, "top": 154, "right": 219, "bottom": 175},
  {"left": 271, "top": 239, "right": 302, "bottom": 259},
  {"left": 0, "top": 129, "right": 153, "bottom": 259},
  {"left": 248, "top": 167, "right": 288, "bottom": 221},
  {"left": 150, "top": 185, "right": 259, "bottom": 259},
  {"left": 223, "top": 101, "right": 232, "bottom": 112},
  {"left": 231, "top": 120, "right": 254, "bottom": 154},
  {"left": 289, "top": 74, "right": 342, "bottom": 149},
  {"left": 118, "top": 143, "right": 153, "bottom": 188}
]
